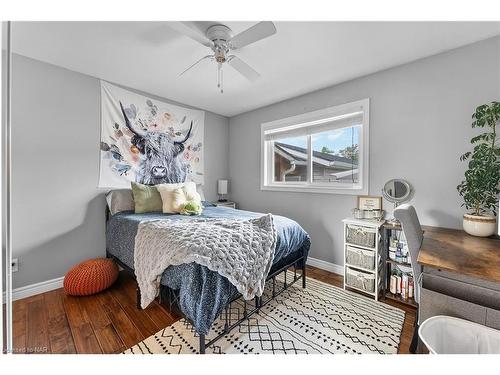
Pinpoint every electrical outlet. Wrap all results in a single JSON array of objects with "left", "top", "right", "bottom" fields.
[{"left": 12, "top": 258, "right": 18, "bottom": 273}]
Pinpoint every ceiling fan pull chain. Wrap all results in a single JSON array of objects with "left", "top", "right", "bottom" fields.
[
  {"left": 217, "top": 62, "right": 224, "bottom": 93},
  {"left": 221, "top": 68, "right": 224, "bottom": 94},
  {"left": 217, "top": 62, "right": 221, "bottom": 90}
]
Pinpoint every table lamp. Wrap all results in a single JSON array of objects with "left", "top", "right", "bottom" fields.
[{"left": 218, "top": 179, "right": 228, "bottom": 202}]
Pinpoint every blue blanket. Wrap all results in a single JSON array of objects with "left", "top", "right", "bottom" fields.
[{"left": 106, "top": 203, "right": 310, "bottom": 334}]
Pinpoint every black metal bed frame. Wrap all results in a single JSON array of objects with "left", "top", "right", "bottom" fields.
[{"left": 105, "top": 207, "right": 307, "bottom": 354}]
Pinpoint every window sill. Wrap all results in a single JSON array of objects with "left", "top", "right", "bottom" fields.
[{"left": 260, "top": 184, "right": 368, "bottom": 196}]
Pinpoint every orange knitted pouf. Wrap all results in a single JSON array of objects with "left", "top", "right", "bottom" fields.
[{"left": 64, "top": 258, "right": 119, "bottom": 296}]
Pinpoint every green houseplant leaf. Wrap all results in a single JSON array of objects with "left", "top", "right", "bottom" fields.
[{"left": 457, "top": 101, "right": 500, "bottom": 216}]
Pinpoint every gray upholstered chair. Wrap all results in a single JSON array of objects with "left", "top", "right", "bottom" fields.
[
  {"left": 393, "top": 204, "right": 424, "bottom": 304},
  {"left": 394, "top": 204, "right": 424, "bottom": 353}
]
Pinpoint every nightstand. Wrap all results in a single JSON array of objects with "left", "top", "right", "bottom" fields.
[{"left": 213, "top": 201, "right": 237, "bottom": 209}]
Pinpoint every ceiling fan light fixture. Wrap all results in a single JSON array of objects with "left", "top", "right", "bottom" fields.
[
  {"left": 214, "top": 49, "right": 227, "bottom": 63},
  {"left": 176, "top": 21, "right": 277, "bottom": 93}
]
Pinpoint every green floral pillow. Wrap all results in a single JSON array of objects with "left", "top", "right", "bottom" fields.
[{"left": 180, "top": 201, "right": 203, "bottom": 215}]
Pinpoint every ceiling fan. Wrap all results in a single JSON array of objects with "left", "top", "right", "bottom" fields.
[{"left": 171, "top": 21, "right": 277, "bottom": 93}]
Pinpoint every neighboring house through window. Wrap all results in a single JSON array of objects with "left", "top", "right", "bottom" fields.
[{"left": 261, "top": 99, "right": 369, "bottom": 194}]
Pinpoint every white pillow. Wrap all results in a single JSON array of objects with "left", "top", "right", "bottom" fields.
[
  {"left": 156, "top": 183, "right": 184, "bottom": 213},
  {"left": 196, "top": 184, "right": 206, "bottom": 201},
  {"left": 171, "top": 187, "right": 188, "bottom": 212},
  {"left": 157, "top": 181, "right": 202, "bottom": 213},
  {"left": 184, "top": 181, "right": 202, "bottom": 203}
]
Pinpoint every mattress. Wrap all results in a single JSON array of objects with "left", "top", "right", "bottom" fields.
[{"left": 106, "top": 203, "right": 310, "bottom": 334}]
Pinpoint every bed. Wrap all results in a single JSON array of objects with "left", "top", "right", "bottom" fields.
[{"left": 106, "top": 201, "right": 311, "bottom": 353}]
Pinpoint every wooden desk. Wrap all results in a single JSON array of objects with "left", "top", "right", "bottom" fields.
[
  {"left": 417, "top": 226, "right": 500, "bottom": 283},
  {"left": 416, "top": 226, "right": 500, "bottom": 330}
]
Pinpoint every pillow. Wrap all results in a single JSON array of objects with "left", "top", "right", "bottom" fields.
[
  {"left": 157, "top": 181, "right": 202, "bottom": 214},
  {"left": 179, "top": 182, "right": 202, "bottom": 215},
  {"left": 180, "top": 200, "right": 203, "bottom": 215},
  {"left": 106, "top": 189, "right": 134, "bottom": 215},
  {"left": 156, "top": 183, "right": 184, "bottom": 213},
  {"left": 171, "top": 187, "right": 188, "bottom": 212},
  {"left": 196, "top": 184, "right": 206, "bottom": 201},
  {"left": 183, "top": 181, "right": 202, "bottom": 203},
  {"left": 131, "top": 182, "right": 163, "bottom": 213}
]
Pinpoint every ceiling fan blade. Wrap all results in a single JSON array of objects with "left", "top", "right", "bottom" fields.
[
  {"left": 179, "top": 55, "right": 213, "bottom": 76},
  {"left": 169, "top": 22, "right": 213, "bottom": 47},
  {"left": 228, "top": 56, "right": 260, "bottom": 82},
  {"left": 229, "top": 21, "right": 276, "bottom": 49}
]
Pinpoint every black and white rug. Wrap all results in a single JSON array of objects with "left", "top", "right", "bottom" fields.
[{"left": 124, "top": 274, "right": 405, "bottom": 354}]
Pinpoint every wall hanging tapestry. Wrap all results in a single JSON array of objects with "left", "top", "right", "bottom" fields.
[{"left": 99, "top": 81, "right": 205, "bottom": 188}]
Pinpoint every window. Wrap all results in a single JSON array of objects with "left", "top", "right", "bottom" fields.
[{"left": 261, "top": 99, "right": 369, "bottom": 194}]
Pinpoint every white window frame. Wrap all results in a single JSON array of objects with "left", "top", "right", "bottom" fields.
[{"left": 260, "top": 98, "right": 369, "bottom": 195}]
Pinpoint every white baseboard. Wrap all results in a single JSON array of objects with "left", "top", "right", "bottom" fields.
[
  {"left": 9, "top": 276, "right": 64, "bottom": 301},
  {"left": 307, "top": 257, "right": 344, "bottom": 276},
  {"left": 5, "top": 259, "right": 341, "bottom": 302}
]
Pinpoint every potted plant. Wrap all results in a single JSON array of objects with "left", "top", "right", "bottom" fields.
[{"left": 457, "top": 101, "right": 500, "bottom": 237}]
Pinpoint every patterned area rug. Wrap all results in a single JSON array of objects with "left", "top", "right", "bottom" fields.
[{"left": 124, "top": 274, "right": 405, "bottom": 354}]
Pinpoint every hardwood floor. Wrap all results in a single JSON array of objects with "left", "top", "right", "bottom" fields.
[
  {"left": 13, "top": 272, "right": 179, "bottom": 354},
  {"left": 12, "top": 266, "right": 416, "bottom": 354}
]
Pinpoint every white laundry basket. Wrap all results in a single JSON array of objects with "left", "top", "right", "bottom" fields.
[{"left": 419, "top": 315, "right": 500, "bottom": 354}]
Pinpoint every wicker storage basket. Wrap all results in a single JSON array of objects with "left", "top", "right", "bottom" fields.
[
  {"left": 346, "top": 267, "right": 375, "bottom": 293},
  {"left": 346, "top": 245, "right": 375, "bottom": 270},
  {"left": 346, "top": 224, "right": 377, "bottom": 248}
]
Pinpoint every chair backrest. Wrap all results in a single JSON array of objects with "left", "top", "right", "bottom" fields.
[{"left": 394, "top": 204, "right": 424, "bottom": 303}]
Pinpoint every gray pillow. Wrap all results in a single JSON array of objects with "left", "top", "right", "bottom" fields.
[{"left": 106, "top": 189, "right": 135, "bottom": 215}]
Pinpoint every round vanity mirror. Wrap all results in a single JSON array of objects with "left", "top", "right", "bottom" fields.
[
  {"left": 382, "top": 179, "right": 412, "bottom": 204},
  {"left": 382, "top": 179, "right": 413, "bottom": 225}
]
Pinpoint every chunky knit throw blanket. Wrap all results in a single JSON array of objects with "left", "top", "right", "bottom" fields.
[{"left": 134, "top": 214, "right": 277, "bottom": 308}]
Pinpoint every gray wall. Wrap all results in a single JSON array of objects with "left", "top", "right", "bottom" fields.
[
  {"left": 228, "top": 36, "right": 500, "bottom": 266},
  {"left": 10, "top": 36, "right": 500, "bottom": 287},
  {"left": 11, "top": 54, "right": 229, "bottom": 288}
]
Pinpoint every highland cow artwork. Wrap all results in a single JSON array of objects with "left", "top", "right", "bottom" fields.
[{"left": 99, "top": 81, "right": 205, "bottom": 188}]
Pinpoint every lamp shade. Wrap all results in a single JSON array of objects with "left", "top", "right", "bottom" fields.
[{"left": 217, "top": 179, "right": 228, "bottom": 195}]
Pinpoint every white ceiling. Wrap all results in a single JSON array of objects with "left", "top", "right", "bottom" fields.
[{"left": 12, "top": 21, "right": 500, "bottom": 117}]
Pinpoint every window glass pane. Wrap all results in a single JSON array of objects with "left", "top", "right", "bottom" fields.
[
  {"left": 272, "top": 135, "right": 307, "bottom": 182},
  {"left": 311, "top": 125, "right": 360, "bottom": 184}
]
